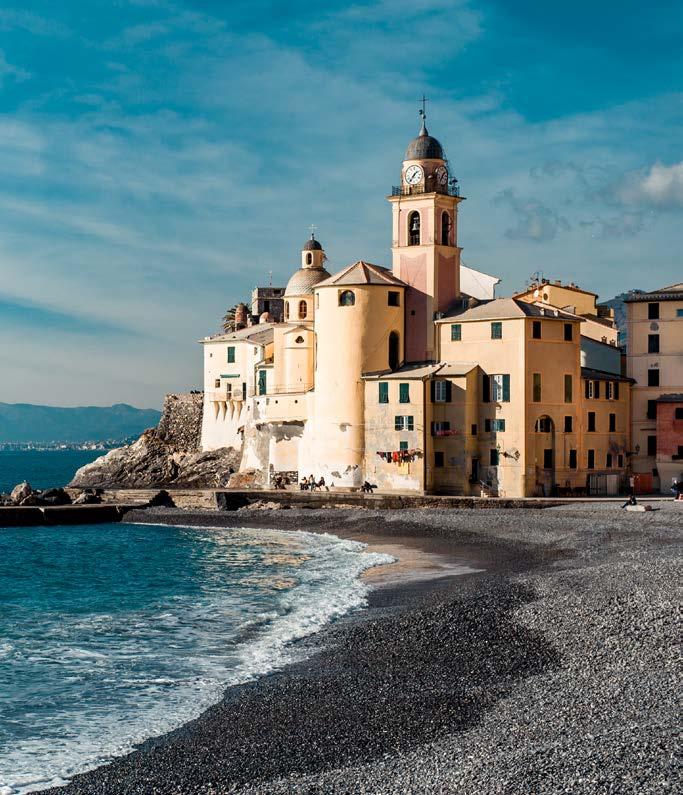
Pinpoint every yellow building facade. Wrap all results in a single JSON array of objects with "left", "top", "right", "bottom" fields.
[{"left": 200, "top": 114, "right": 635, "bottom": 496}]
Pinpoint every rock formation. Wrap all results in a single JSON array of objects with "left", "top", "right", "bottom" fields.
[{"left": 69, "top": 392, "right": 241, "bottom": 489}]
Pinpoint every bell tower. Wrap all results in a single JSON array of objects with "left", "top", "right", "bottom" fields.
[{"left": 388, "top": 105, "right": 464, "bottom": 362}]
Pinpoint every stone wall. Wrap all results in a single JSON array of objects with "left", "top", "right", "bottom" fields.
[{"left": 157, "top": 392, "right": 204, "bottom": 452}]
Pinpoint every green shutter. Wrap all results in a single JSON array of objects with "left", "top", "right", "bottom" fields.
[
  {"left": 451, "top": 324, "right": 461, "bottom": 341},
  {"left": 399, "top": 383, "right": 410, "bottom": 403},
  {"left": 491, "top": 322, "right": 502, "bottom": 339},
  {"left": 227, "top": 346, "right": 235, "bottom": 363},
  {"left": 379, "top": 382, "right": 389, "bottom": 403},
  {"left": 502, "top": 374, "right": 510, "bottom": 402}
]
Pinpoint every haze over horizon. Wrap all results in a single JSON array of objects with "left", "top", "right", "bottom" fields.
[{"left": 0, "top": 0, "right": 680, "bottom": 408}]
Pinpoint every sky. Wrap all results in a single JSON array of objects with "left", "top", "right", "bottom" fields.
[{"left": 0, "top": 0, "right": 681, "bottom": 408}]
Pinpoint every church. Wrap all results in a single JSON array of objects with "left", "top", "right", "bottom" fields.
[{"left": 200, "top": 113, "right": 631, "bottom": 497}]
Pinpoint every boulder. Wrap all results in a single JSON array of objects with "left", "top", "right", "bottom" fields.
[
  {"left": 11, "top": 481, "right": 33, "bottom": 505},
  {"left": 40, "top": 488, "right": 72, "bottom": 506},
  {"left": 73, "top": 490, "right": 102, "bottom": 505},
  {"left": 69, "top": 428, "right": 241, "bottom": 489}
]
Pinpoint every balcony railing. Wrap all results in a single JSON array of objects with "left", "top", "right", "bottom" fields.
[
  {"left": 209, "top": 390, "right": 243, "bottom": 402},
  {"left": 250, "top": 383, "right": 314, "bottom": 398},
  {"left": 391, "top": 183, "right": 460, "bottom": 198}
]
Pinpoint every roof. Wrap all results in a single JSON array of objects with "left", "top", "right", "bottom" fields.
[
  {"left": 285, "top": 266, "right": 331, "bottom": 296},
  {"left": 656, "top": 393, "right": 683, "bottom": 403},
  {"left": 201, "top": 324, "right": 276, "bottom": 345},
  {"left": 581, "top": 367, "right": 634, "bottom": 384},
  {"left": 405, "top": 122, "right": 445, "bottom": 160},
  {"left": 624, "top": 283, "right": 683, "bottom": 302},
  {"left": 438, "top": 297, "right": 579, "bottom": 322},
  {"left": 302, "top": 235, "right": 323, "bottom": 251},
  {"left": 316, "top": 261, "right": 407, "bottom": 288},
  {"left": 362, "top": 361, "right": 477, "bottom": 380},
  {"left": 514, "top": 282, "right": 598, "bottom": 299}
]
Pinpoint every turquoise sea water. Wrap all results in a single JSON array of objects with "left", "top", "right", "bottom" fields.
[
  {"left": 0, "top": 450, "right": 103, "bottom": 494},
  {"left": 0, "top": 522, "right": 392, "bottom": 794}
]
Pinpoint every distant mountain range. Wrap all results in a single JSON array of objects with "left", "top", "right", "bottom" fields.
[
  {"left": 0, "top": 403, "right": 161, "bottom": 444},
  {"left": 599, "top": 290, "right": 643, "bottom": 347}
]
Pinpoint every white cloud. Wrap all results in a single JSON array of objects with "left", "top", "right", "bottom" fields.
[
  {"left": 0, "top": 49, "right": 29, "bottom": 86},
  {"left": 630, "top": 160, "right": 683, "bottom": 208}
]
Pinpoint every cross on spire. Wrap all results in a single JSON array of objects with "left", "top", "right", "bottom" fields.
[
  {"left": 418, "top": 94, "right": 428, "bottom": 120},
  {"left": 309, "top": 223, "right": 318, "bottom": 239}
]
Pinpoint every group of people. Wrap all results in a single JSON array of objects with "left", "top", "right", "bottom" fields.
[{"left": 300, "top": 475, "right": 327, "bottom": 492}]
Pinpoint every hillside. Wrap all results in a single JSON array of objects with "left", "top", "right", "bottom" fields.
[
  {"left": 598, "top": 289, "right": 643, "bottom": 347},
  {"left": 0, "top": 403, "right": 161, "bottom": 444}
]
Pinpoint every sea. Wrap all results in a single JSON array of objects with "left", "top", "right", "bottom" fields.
[
  {"left": 0, "top": 453, "right": 393, "bottom": 794},
  {"left": 0, "top": 449, "right": 104, "bottom": 495}
]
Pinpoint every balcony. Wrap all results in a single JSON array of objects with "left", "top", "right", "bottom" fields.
[
  {"left": 391, "top": 183, "right": 460, "bottom": 198},
  {"left": 249, "top": 383, "right": 313, "bottom": 398},
  {"left": 209, "top": 389, "right": 244, "bottom": 402}
]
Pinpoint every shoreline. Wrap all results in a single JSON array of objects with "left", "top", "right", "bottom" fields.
[{"left": 40, "top": 504, "right": 680, "bottom": 794}]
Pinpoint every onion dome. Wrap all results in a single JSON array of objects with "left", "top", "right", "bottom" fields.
[
  {"left": 285, "top": 266, "right": 331, "bottom": 297},
  {"left": 405, "top": 120, "right": 444, "bottom": 161}
]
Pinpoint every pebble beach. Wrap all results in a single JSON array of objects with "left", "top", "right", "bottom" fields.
[{"left": 42, "top": 502, "right": 681, "bottom": 795}]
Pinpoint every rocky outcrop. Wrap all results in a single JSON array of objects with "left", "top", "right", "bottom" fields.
[
  {"left": 0, "top": 483, "right": 73, "bottom": 506},
  {"left": 69, "top": 393, "right": 241, "bottom": 489}
]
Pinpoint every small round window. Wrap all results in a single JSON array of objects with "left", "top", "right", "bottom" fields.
[
  {"left": 339, "top": 290, "right": 355, "bottom": 306},
  {"left": 295, "top": 336, "right": 304, "bottom": 344}
]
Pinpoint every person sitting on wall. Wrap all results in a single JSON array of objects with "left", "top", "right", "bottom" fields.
[
  {"left": 671, "top": 478, "right": 683, "bottom": 500},
  {"left": 300, "top": 476, "right": 308, "bottom": 491},
  {"left": 309, "top": 474, "right": 316, "bottom": 491},
  {"left": 362, "top": 481, "right": 377, "bottom": 493},
  {"left": 317, "top": 476, "right": 326, "bottom": 491}
]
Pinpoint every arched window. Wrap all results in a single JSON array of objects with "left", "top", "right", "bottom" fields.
[
  {"left": 298, "top": 300, "right": 307, "bottom": 320},
  {"left": 388, "top": 331, "right": 400, "bottom": 370},
  {"left": 339, "top": 290, "right": 355, "bottom": 306},
  {"left": 305, "top": 252, "right": 312, "bottom": 265},
  {"left": 441, "top": 211, "right": 451, "bottom": 245},
  {"left": 408, "top": 211, "right": 420, "bottom": 246},
  {"left": 284, "top": 301, "right": 290, "bottom": 320}
]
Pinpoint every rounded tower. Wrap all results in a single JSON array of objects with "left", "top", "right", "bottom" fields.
[{"left": 389, "top": 106, "right": 465, "bottom": 362}]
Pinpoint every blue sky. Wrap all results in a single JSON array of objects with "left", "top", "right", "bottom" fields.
[{"left": 0, "top": 0, "right": 681, "bottom": 407}]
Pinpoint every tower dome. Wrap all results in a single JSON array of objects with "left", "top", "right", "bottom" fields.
[
  {"left": 285, "top": 233, "right": 331, "bottom": 297},
  {"left": 404, "top": 119, "right": 445, "bottom": 161}
]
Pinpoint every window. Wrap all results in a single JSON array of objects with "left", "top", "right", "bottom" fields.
[
  {"left": 399, "top": 441, "right": 408, "bottom": 451},
  {"left": 432, "top": 380, "right": 451, "bottom": 403},
  {"left": 609, "top": 413, "right": 616, "bottom": 432},
  {"left": 316, "top": 294, "right": 319, "bottom": 309},
  {"left": 648, "top": 369, "right": 660, "bottom": 387},
  {"left": 675, "top": 408, "right": 683, "bottom": 420},
  {"left": 648, "top": 302, "right": 659, "bottom": 320},
  {"left": 532, "top": 320, "right": 542, "bottom": 339},
  {"left": 677, "top": 309, "right": 683, "bottom": 318},
  {"left": 491, "top": 321, "right": 503, "bottom": 339},
  {"left": 434, "top": 451, "right": 445, "bottom": 468},
  {"left": 536, "top": 417, "right": 552, "bottom": 433},
  {"left": 306, "top": 252, "right": 313, "bottom": 265},
  {"left": 339, "top": 290, "right": 355, "bottom": 306},
  {"left": 606, "top": 381, "right": 614, "bottom": 400},
  {"left": 399, "top": 383, "right": 410, "bottom": 403},
  {"left": 564, "top": 374, "right": 573, "bottom": 403},
  {"left": 295, "top": 336, "right": 304, "bottom": 344},
  {"left": 450, "top": 323, "right": 462, "bottom": 341},
  {"left": 226, "top": 383, "right": 232, "bottom": 397},
  {"left": 648, "top": 334, "right": 659, "bottom": 353},
  {"left": 564, "top": 416, "right": 573, "bottom": 433},
  {"left": 378, "top": 382, "right": 389, "bottom": 404},
  {"left": 588, "top": 412, "right": 596, "bottom": 432},
  {"left": 564, "top": 323, "right": 573, "bottom": 341},
  {"left": 258, "top": 370, "right": 267, "bottom": 396},
  {"left": 227, "top": 346, "right": 236, "bottom": 363},
  {"left": 491, "top": 419, "right": 506, "bottom": 432},
  {"left": 605, "top": 453, "right": 612, "bottom": 468},
  {"left": 647, "top": 399, "right": 657, "bottom": 419},
  {"left": 388, "top": 291, "right": 400, "bottom": 307},
  {"left": 284, "top": 301, "right": 290, "bottom": 320},
  {"left": 485, "top": 373, "right": 510, "bottom": 403},
  {"left": 587, "top": 449, "right": 595, "bottom": 469},
  {"left": 431, "top": 421, "right": 451, "bottom": 435},
  {"left": 441, "top": 211, "right": 451, "bottom": 245},
  {"left": 647, "top": 435, "right": 657, "bottom": 457},
  {"left": 533, "top": 373, "right": 542, "bottom": 402},
  {"left": 484, "top": 418, "right": 491, "bottom": 432},
  {"left": 543, "top": 449, "right": 553, "bottom": 469},
  {"left": 569, "top": 450, "right": 577, "bottom": 469},
  {"left": 618, "top": 454, "right": 623, "bottom": 468},
  {"left": 395, "top": 415, "right": 414, "bottom": 431},
  {"left": 388, "top": 331, "right": 400, "bottom": 370},
  {"left": 585, "top": 380, "right": 600, "bottom": 399},
  {"left": 678, "top": 446, "right": 683, "bottom": 458},
  {"left": 408, "top": 211, "right": 420, "bottom": 245},
  {"left": 471, "top": 424, "right": 477, "bottom": 436},
  {"left": 490, "top": 448, "right": 499, "bottom": 466},
  {"left": 298, "top": 300, "right": 308, "bottom": 320},
  {"left": 214, "top": 378, "right": 221, "bottom": 388},
  {"left": 263, "top": 299, "right": 270, "bottom": 312}
]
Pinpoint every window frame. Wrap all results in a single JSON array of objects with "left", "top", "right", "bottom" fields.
[
  {"left": 588, "top": 411, "right": 596, "bottom": 432},
  {"left": 408, "top": 211, "right": 421, "bottom": 246},
  {"left": 399, "top": 383, "right": 410, "bottom": 404},
  {"left": 647, "top": 369, "right": 660, "bottom": 387},
  {"left": 227, "top": 346, "right": 236, "bottom": 364},
  {"left": 587, "top": 449, "right": 595, "bottom": 469},
  {"left": 298, "top": 299, "right": 308, "bottom": 320},
  {"left": 564, "top": 374, "right": 573, "bottom": 403},
  {"left": 491, "top": 321, "right": 503, "bottom": 340},
  {"left": 489, "top": 373, "right": 510, "bottom": 403},
  {"left": 569, "top": 449, "right": 577, "bottom": 469},
  {"left": 388, "top": 291, "right": 400, "bottom": 307},
  {"left": 394, "top": 415, "right": 414, "bottom": 431},
  {"left": 564, "top": 323, "right": 573, "bottom": 342},
  {"left": 378, "top": 382, "right": 389, "bottom": 404},
  {"left": 648, "top": 302, "right": 659, "bottom": 320},
  {"left": 609, "top": 413, "right": 616, "bottom": 432},
  {"left": 450, "top": 323, "right": 461, "bottom": 341},
  {"left": 648, "top": 334, "right": 660, "bottom": 354},
  {"left": 564, "top": 415, "right": 573, "bottom": 433},
  {"left": 532, "top": 320, "right": 541, "bottom": 339},
  {"left": 532, "top": 372, "right": 542, "bottom": 403},
  {"left": 338, "top": 290, "right": 355, "bottom": 307},
  {"left": 434, "top": 451, "right": 445, "bottom": 468}
]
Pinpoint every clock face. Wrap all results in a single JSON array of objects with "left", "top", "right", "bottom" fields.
[
  {"left": 436, "top": 165, "right": 449, "bottom": 186},
  {"left": 404, "top": 164, "right": 423, "bottom": 185}
]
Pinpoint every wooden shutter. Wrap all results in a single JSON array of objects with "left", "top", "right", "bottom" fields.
[
  {"left": 502, "top": 374, "right": 510, "bottom": 402},
  {"left": 585, "top": 380, "right": 590, "bottom": 399},
  {"left": 483, "top": 374, "right": 490, "bottom": 403},
  {"left": 445, "top": 381, "right": 452, "bottom": 402},
  {"left": 614, "top": 381, "right": 619, "bottom": 400},
  {"left": 594, "top": 381, "right": 600, "bottom": 399},
  {"left": 430, "top": 380, "right": 436, "bottom": 402}
]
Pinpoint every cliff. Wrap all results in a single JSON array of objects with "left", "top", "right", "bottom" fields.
[{"left": 70, "top": 393, "right": 241, "bottom": 489}]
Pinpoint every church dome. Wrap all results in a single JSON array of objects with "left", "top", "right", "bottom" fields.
[
  {"left": 404, "top": 122, "right": 444, "bottom": 160},
  {"left": 302, "top": 236, "right": 323, "bottom": 251},
  {"left": 285, "top": 266, "right": 331, "bottom": 296}
]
